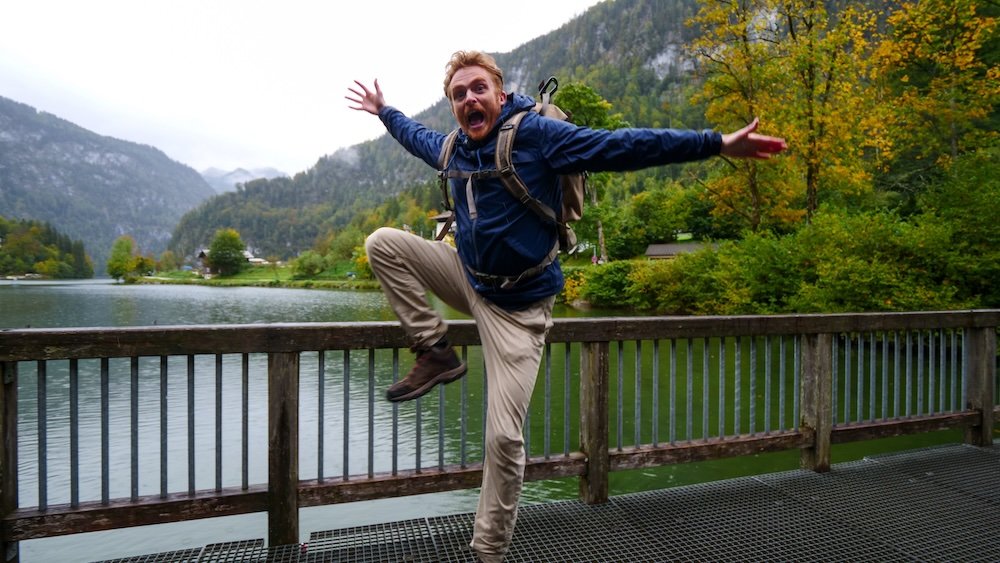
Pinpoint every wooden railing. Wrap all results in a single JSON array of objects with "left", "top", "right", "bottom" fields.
[{"left": 0, "top": 311, "right": 996, "bottom": 562}]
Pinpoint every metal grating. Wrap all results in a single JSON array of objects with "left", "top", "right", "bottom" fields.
[
  {"left": 500, "top": 500, "right": 662, "bottom": 562},
  {"left": 612, "top": 477, "right": 905, "bottom": 562},
  {"left": 757, "top": 451, "right": 1000, "bottom": 562},
  {"left": 864, "top": 442, "right": 1000, "bottom": 504},
  {"left": 305, "top": 518, "right": 439, "bottom": 562},
  {"left": 96, "top": 548, "right": 202, "bottom": 563},
  {"left": 197, "top": 539, "right": 267, "bottom": 562},
  {"left": 419, "top": 513, "right": 477, "bottom": 562},
  {"left": 90, "top": 444, "right": 1000, "bottom": 563}
]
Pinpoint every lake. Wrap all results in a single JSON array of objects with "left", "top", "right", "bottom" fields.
[{"left": 0, "top": 280, "right": 958, "bottom": 561}]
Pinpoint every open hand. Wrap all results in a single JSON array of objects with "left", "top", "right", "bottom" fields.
[
  {"left": 346, "top": 79, "right": 385, "bottom": 115},
  {"left": 720, "top": 118, "right": 787, "bottom": 159}
]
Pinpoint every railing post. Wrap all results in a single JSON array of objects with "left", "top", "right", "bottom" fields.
[
  {"left": 268, "top": 352, "right": 299, "bottom": 547},
  {"left": 963, "top": 327, "right": 996, "bottom": 447},
  {"left": 0, "top": 362, "right": 18, "bottom": 563},
  {"left": 579, "top": 341, "right": 609, "bottom": 504},
  {"left": 800, "top": 333, "right": 832, "bottom": 472}
]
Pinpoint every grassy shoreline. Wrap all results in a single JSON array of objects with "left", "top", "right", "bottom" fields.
[
  {"left": 138, "top": 276, "right": 381, "bottom": 290},
  {"left": 135, "top": 265, "right": 381, "bottom": 291}
]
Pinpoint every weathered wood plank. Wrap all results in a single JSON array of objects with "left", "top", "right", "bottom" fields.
[
  {"left": 609, "top": 431, "right": 811, "bottom": 471},
  {"left": 1, "top": 362, "right": 17, "bottom": 562},
  {"left": 964, "top": 327, "right": 996, "bottom": 447},
  {"left": 831, "top": 413, "right": 979, "bottom": 444},
  {"left": 268, "top": 352, "right": 299, "bottom": 547},
  {"left": 1, "top": 487, "right": 269, "bottom": 541},
  {"left": 579, "top": 341, "right": 609, "bottom": 504},
  {"left": 4, "top": 310, "right": 999, "bottom": 361},
  {"left": 800, "top": 333, "right": 833, "bottom": 472}
]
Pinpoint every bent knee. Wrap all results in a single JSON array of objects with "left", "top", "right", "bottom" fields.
[
  {"left": 485, "top": 429, "right": 525, "bottom": 460},
  {"left": 364, "top": 227, "right": 398, "bottom": 256}
]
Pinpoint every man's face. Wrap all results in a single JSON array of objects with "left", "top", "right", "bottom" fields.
[{"left": 448, "top": 65, "right": 506, "bottom": 142}]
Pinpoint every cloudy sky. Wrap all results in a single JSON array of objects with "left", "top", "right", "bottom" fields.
[{"left": 1, "top": 0, "right": 604, "bottom": 176}]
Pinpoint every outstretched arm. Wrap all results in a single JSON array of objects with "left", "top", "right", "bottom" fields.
[
  {"left": 346, "top": 79, "right": 386, "bottom": 115},
  {"left": 720, "top": 118, "right": 787, "bottom": 159}
]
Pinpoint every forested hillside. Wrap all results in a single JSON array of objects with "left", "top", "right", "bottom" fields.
[
  {"left": 0, "top": 96, "right": 216, "bottom": 272},
  {"left": 0, "top": 216, "right": 93, "bottom": 278},
  {"left": 168, "top": 0, "right": 706, "bottom": 260}
]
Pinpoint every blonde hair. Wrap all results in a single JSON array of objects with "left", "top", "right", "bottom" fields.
[{"left": 443, "top": 51, "right": 504, "bottom": 99}]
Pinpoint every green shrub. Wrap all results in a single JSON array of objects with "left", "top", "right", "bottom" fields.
[{"left": 582, "top": 261, "right": 637, "bottom": 307}]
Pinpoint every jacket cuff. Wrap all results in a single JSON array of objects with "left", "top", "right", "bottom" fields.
[
  {"left": 377, "top": 105, "right": 398, "bottom": 125},
  {"left": 705, "top": 130, "right": 723, "bottom": 156}
]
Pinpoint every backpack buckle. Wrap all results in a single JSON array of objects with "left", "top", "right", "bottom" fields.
[{"left": 538, "top": 76, "right": 558, "bottom": 97}]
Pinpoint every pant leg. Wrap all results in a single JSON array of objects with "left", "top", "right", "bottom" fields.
[
  {"left": 469, "top": 296, "right": 555, "bottom": 562},
  {"left": 364, "top": 227, "right": 475, "bottom": 348}
]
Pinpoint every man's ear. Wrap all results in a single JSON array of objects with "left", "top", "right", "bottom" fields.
[{"left": 500, "top": 90, "right": 507, "bottom": 104}]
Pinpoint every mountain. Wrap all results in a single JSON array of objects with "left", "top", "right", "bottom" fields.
[
  {"left": 169, "top": 0, "right": 705, "bottom": 261},
  {"left": 0, "top": 96, "right": 217, "bottom": 273},
  {"left": 201, "top": 167, "right": 288, "bottom": 194}
]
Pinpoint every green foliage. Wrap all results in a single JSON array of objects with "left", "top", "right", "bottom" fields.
[
  {"left": 555, "top": 83, "right": 630, "bottom": 129},
  {"left": 581, "top": 261, "right": 638, "bottom": 307},
  {"left": 589, "top": 207, "right": 971, "bottom": 314},
  {"left": 0, "top": 216, "right": 93, "bottom": 278},
  {"left": 157, "top": 250, "right": 179, "bottom": 273},
  {"left": 206, "top": 229, "right": 247, "bottom": 277},
  {"left": 107, "top": 236, "right": 136, "bottom": 282},
  {"left": 292, "top": 250, "right": 327, "bottom": 279},
  {"left": 916, "top": 145, "right": 1000, "bottom": 306},
  {"left": 789, "top": 209, "right": 961, "bottom": 312}
]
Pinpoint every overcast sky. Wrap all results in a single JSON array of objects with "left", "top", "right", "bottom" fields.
[{"left": 1, "top": 0, "right": 604, "bottom": 176}]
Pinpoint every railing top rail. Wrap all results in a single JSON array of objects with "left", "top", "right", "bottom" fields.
[{"left": 2, "top": 309, "right": 998, "bottom": 362}]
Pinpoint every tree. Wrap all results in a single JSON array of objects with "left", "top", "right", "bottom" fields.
[
  {"left": 157, "top": 250, "right": 179, "bottom": 273},
  {"left": 688, "top": 0, "right": 803, "bottom": 231},
  {"left": 107, "top": 236, "right": 136, "bottom": 282},
  {"left": 292, "top": 250, "right": 326, "bottom": 278},
  {"left": 874, "top": 0, "right": 999, "bottom": 175},
  {"left": 773, "top": 0, "right": 881, "bottom": 219},
  {"left": 688, "top": 0, "right": 881, "bottom": 227},
  {"left": 206, "top": 228, "right": 247, "bottom": 276}
]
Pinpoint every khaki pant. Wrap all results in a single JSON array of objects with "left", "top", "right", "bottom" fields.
[{"left": 365, "top": 227, "right": 554, "bottom": 562}]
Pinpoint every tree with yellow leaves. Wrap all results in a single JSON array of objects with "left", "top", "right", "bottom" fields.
[
  {"left": 688, "top": 0, "right": 803, "bottom": 232},
  {"left": 874, "top": 0, "right": 999, "bottom": 171},
  {"left": 689, "top": 0, "right": 884, "bottom": 226}
]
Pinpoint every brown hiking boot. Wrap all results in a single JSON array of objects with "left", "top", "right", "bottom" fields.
[{"left": 386, "top": 343, "right": 467, "bottom": 402}]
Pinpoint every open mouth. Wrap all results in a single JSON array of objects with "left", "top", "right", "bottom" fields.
[{"left": 467, "top": 110, "right": 485, "bottom": 128}]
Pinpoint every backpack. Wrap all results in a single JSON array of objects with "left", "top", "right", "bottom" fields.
[{"left": 435, "top": 77, "right": 586, "bottom": 253}]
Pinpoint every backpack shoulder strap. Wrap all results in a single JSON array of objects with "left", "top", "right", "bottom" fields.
[
  {"left": 438, "top": 129, "right": 461, "bottom": 171},
  {"left": 433, "top": 129, "right": 461, "bottom": 241},
  {"left": 495, "top": 110, "right": 559, "bottom": 225}
]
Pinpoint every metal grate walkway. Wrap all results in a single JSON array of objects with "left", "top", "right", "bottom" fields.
[{"left": 96, "top": 443, "right": 1000, "bottom": 562}]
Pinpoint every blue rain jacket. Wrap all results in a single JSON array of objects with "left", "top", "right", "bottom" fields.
[{"left": 378, "top": 93, "right": 722, "bottom": 310}]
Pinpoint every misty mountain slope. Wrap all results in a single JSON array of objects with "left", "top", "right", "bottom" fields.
[
  {"left": 0, "top": 95, "right": 216, "bottom": 272},
  {"left": 202, "top": 167, "right": 288, "bottom": 194}
]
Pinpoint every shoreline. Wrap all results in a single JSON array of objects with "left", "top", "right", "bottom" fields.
[{"left": 135, "top": 276, "right": 382, "bottom": 291}]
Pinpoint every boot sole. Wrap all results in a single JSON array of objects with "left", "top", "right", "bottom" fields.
[{"left": 386, "top": 364, "right": 467, "bottom": 403}]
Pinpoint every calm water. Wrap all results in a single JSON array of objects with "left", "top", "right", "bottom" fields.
[
  {"left": 0, "top": 280, "right": 958, "bottom": 562},
  {"left": 2, "top": 280, "right": 473, "bottom": 561}
]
